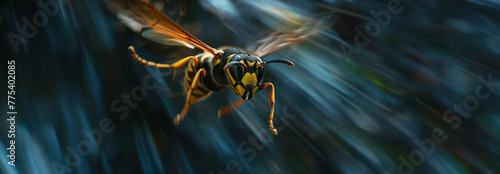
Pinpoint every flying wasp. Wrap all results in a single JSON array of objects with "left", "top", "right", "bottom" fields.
[{"left": 111, "top": 0, "right": 330, "bottom": 135}]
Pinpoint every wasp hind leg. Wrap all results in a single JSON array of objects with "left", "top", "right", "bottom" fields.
[
  {"left": 128, "top": 46, "right": 199, "bottom": 79},
  {"left": 174, "top": 68, "right": 207, "bottom": 125},
  {"left": 262, "top": 82, "right": 277, "bottom": 135}
]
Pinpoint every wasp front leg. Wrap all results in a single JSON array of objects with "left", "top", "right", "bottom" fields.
[
  {"left": 174, "top": 68, "right": 207, "bottom": 125},
  {"left": 262, "top": 82, "right": 277, "bottom": 135},
  {"left": 128, "top": 46, "right": 198, "bottom": 80}
]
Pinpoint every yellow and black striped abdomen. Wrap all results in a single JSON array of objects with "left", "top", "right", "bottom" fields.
[{"left": 184, "top": 53, "right": 214, "bottom": 103}]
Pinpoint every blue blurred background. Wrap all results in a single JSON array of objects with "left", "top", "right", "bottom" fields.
[{"left": 1, "top": 0, "right": 500, "bottom": 173}]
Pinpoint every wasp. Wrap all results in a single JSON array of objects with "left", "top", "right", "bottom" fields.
[{"left": 112, "top": 0, "right": 329, "bottom": 135}]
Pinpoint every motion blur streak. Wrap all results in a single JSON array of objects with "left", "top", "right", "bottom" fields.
[{"left": 1, "top": 0, "right": 500, "bottom": 173}]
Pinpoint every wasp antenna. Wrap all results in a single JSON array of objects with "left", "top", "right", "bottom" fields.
[
  {"left": 263, "top": 59, "right": 295, "bottom": 67},
  {"left": 223, "top": 60, "right": 246, "bottom": 70}
]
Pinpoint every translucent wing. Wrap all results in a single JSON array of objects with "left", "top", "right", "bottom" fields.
[
  {"left": 141, "top": 29, "right": 195, "bottom": 49},
  {"left": 110, "top": 0, "right": 220, "bottom": 56},
  {"left": 249, "top": 13, "right": 333, "bottom": 58}
]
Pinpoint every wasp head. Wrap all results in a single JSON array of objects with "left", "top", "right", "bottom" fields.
[{"left": 223, "top": 54, "right": 294, "bottom": 101}]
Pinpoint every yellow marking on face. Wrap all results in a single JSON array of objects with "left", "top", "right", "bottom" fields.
[
  {"left": 255, "top": 62, "right": 263, "bottom": 70},
  {"left": 226, "top": 69, "right": 236, "bottom": 85},
  {"left": 214, "top": 58, "right": 221, "bottom": 66},
  {"left": 236, "top": 85, "right": 245, "bottom": 96},
  {"left": 247, "top": 61, "right": 256, "bottom": 67},
  {"left": 241, "top": 72, "right": 257, "bottom": 86},
  {"left": 252, "top": 86, "right": 259, "bottom": 95},
  {"left": 256, "top": 62, "right": 265, "bottom": 68}
]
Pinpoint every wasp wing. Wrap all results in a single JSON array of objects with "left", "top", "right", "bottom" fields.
[
  {"left": 110, "top": 0, "right": 219, "bottom": 56},
  {"left": 140, "top": 28, "right": 195, "bottom": 49},
  {"left": 249, "top": 13, "right": 333, "bottom": 58}
]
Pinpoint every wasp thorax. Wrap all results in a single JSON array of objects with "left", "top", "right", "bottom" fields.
[{"left": 224, "top": 54, "right": 265, "bottom": 101}]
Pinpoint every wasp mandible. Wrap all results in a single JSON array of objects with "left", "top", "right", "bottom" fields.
[{"left": 112, "top": 0, "right": 330, "bottom": 135}]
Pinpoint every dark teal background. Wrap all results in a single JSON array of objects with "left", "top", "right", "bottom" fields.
[{"left": 1, "top": 0, "right": 500, "bottom": 173}]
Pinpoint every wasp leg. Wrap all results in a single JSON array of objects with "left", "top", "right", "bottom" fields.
[
  {"left": 128, "top": 46, "right": 199, "bottom": 80},
  {"left": 218, "top": 98, "right": 245, "bottom": 118},
  {"left": 262, "top": 82, "right": 277, "bottom": 135},
  {"left": 174, "top": 68, "right": 207, "bottom": 125}
]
